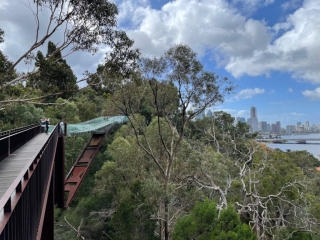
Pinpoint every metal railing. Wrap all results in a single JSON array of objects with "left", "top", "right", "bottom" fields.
[
  {"left": 0, "top": 126, "right": 58, "bottom": 240},
  {"left": 0, "top": 124, "right": 41, "bottom": 162}
]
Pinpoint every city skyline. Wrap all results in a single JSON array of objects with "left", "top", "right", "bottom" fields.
[
  {"left": 200, "top": 107, "right": 320, "bottom": 129},
  {"left": 201, "top": 107, "right": 320, "bottom": 133},
  {"left": 234, "top": 106, "right": 320, "bottom": 134}
]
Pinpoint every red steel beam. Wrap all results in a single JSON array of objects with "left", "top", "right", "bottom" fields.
[{"left": 64, "top": 132, "right": 107, "bottom": 208}]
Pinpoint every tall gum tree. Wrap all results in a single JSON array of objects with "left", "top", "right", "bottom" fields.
[{"left": 112, "top": 44, "right": 235, "bottom": 240}]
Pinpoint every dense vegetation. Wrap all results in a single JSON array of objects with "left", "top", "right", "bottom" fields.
[{"left": 1, "top": 1, "right": 320, "bottom": 239}]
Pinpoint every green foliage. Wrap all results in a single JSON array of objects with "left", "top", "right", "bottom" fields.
[
  {"left": 289, "top": 232, "right": 313, "bottom": 240},
  {"left": 28, "top": 42, "right": 78, "bottom": 101},
  {"left": 64, "top": 134, "right": 91, "bottom": 175},
  {"left": 44, "top": 98, "right": 80, "bottom": 124},
  {"left": 186, "top": 111, "right": 251, "bottom": 155},
  {"left": 0, "top": 49, "right": 17, "bottom": 92},
  {"left": 0, "top": 103, "right": 43, "bottom": 130},
  {"left": 109, "top": 181, "right": 158, "bottom": 240},
  {"left": 172, "top": 199, "right": 256, "bottom": 240},
  {"left": 73, "top": 88, "right": 113, "bottom": 121}
]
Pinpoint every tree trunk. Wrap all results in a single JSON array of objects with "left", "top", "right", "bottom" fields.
[{"left": 164, "top": 200, "right": 170, "bottom": 240}]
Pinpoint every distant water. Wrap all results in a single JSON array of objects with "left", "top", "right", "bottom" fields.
[{"left": 266, "top": 133, "right": 320, "bottom": 159}]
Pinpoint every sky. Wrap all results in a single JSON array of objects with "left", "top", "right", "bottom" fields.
[{"left": 0, "top": 0, "right": 319, "bottom": 127}]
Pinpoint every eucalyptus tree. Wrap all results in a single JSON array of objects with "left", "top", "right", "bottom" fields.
[
  {"left": 112, "top": 44, "right": 235, "bottom": 240},
  {"left": 186, "top": 115, "right": 320, "bottom": 239},
  {"left": 0, "top": 0, "right": 139, "bottom": 106}
]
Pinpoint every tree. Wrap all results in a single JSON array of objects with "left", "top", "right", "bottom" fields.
[
  {"left": 172, "top": 199, "right": 256, "bottom": 240},
  {"left": 0, "top": 103, "right": 44, "bottom": 130},
  {"left": 187, "top": 111, "right": 251, "bottom": 154},
  {"left": 0, "top": 1, "right": 139, "bottom": 106},
  {"left": 233, "top": 147, "right": 319, "bottom": 239},
  {"left": 0, "top": 48, "right": 18, "bottom": 107},
  {"left": 44, "top": 98, "right": 80, "bottom": 123},
  {"left": 28, "top": 41, "right": 78, "bottom": 101},
  {"left": 111, "top": 44, "right": 235, "bottom": 240}
]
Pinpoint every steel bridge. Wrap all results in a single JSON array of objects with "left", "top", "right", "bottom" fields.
[
  {"left": 0, "top": 116, "right": 128, "bottom": 240},
  {"left": 0, "top": 123, "right": 64, "bottom": 240}
]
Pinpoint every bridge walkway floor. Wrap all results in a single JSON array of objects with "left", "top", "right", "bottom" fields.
[{"left": 0, "top": 133, "right": 50, "bottom": 200}]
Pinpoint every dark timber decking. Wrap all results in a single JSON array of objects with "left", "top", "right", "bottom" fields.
[{"left": 0, "top": 133, "right": 50, "bottom": 199}]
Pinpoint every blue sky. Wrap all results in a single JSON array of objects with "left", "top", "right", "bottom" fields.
[
  {"left": 111, "top": 0, "right": 319, "bottom": 127},
  {"left": 0, "top": 0, "right": 319, "bottom": 127}
]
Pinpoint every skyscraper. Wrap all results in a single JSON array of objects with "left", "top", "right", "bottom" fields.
[
  {"left": 297, "top": 122, "right": 301, "bottom": 129},
  {"left": 261, "top": 121, "right": 267, "bottom": 132},
  {"left": 250, "top": 106, "right": 257, "bottom": 118},
  {"left": 305, "top": 121, "right": 309, "bottom": 131},
  {"left": 276, "top": 121, "right": 281, "bottom": 134},
  {"left": 248, "top": 106, "right": 258, "bottom": 132}
]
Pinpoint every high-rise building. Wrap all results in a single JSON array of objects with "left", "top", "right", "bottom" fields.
[
  {"left": 286, "top": 126, "right": 292, "bottom": 134},
  {"left": 271, "top": 124, "right": 276, "bottom": 133},
  {"left": 297, "top": 122, "right": 301, "bottom": 129},
  {"left": 267, "top": 124, "right": 270, "bottom": 132},
  {"left": 250, "top": 106, "right": 257, "bottom": 118},
  {"left": 305, "top": 121, "right": 309, "bottom": 131},
  {"left": 249, "top": 106, "right": 258, "bottom": 132},
  {"left": 286, "top": 125, "right": 295, "bottom": 134},
  {"left": 261, "top": 121, "right": 267, "bottom": 132},
  {"left": 276, "top": 121, "right": 281, "bottom": 134}
]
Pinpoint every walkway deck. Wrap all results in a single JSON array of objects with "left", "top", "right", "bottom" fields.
[{"left": 0, "top": 133, "right": 50, "bottom": 199}]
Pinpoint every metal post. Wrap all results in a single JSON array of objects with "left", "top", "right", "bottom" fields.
[{"left": 64, "top": 123, "right": 67, "bottom": 137}]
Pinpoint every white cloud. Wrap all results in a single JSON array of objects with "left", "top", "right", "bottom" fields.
[
  {"left": 1, "top": 0, "right": 319, "bottom": 85},
  {"left": 233, "top": 87, "right": 265, "bottom": 100},
  {"left": 226, "top": 0, "right": 320, "bottom": 83},
  {"left": 122, "top": 0, "right": 271, "bottom": 58},
  {"left": 111, "top": 0, "right": 149, "bottom": 27},
  {"left": 269, "top": 90, "right": 275, "bottom": 94},
  {"left": 288, "top": 88, "right": 293, "bottom": 92},
  {"left": 302, "top": 87, "right": 320, "bottom": 100},
  {"left": 116, "top": 0, "right": 320, "bottom": 84}
]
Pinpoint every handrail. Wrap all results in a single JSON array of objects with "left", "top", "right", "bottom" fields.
[
  {"left": 0, "top": 124, "right": 41, "bottom": 162},
  {"left": 0, "top": 123, "right": 40, "bottom": 139},
  {"left": 0, "top": 125, "right": 58, "bottom": 239}
]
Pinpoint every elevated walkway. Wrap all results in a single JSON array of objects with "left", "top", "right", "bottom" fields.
[
  {"left": 64, "top": 116, "right": 128, "bottom": 136},
  {"left": 0, "top": 133, "right": 50, "bottom": 200},
  {"left": 0, "top": 124, "right": 61, "bottom": 240}
]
